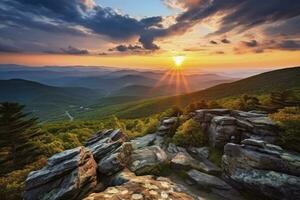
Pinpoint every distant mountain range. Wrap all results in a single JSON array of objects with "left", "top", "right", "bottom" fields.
[
  {"left": 3, "top": 64, "right": 294, "bottom": 121},
  {"left": 76, "top": 66, "right": 300, "bottom": 119},
  {"left": 0, "top": 64, "right": 236, "bottom": 93}
]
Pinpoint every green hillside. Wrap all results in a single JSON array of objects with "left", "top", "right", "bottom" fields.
[
  {"left": 77, "top": 67, "right": 300, "bottom": 119},
  {"left": 109, "top": 85, "right": 176, "bottom": 97},
  {"left": 0, "top": 79, "right": 105, "bottom": 120}
]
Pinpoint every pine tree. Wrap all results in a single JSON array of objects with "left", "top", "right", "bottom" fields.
[{"left": 0, "top": 102, "right": 41, "bottom": 173}]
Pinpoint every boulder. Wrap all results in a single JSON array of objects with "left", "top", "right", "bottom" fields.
[
  {"left": 97, "top": 142, "right": 132, "bottom": 175},
  {"left": 222, "top": 140, "right": 300, "bottom": 200},
  {"left": 85, "top": 129, "right": 127, "bottom": 162},
  {"left": 24, "top": 147, "right": 97, "bottom": 200},
  {"left": 131, "top": 133, "right": 157, "bottom": 149},
  {"left": 171, "top": 152, "right": 221, "bottom": 175},
  {"left": 208, "top": 116, "right": 238, "bottom": 148},
  {"left": 157, "top": 117, "right": 178, "bottom": 136},
  {"left": 83, "top": 170, "right": 194, "bottom": 200},
  {"left": 194, "top": 109, "right": 280, "bottom": 148},
  {"left": 129, "top": 146, "right": 168, "bottom": 175},
  {"left": 188, "top": 146, "right": 209, "bottom": 159},
  {"left": 187, "top": 169, "right": 244, "bottom": 200}
]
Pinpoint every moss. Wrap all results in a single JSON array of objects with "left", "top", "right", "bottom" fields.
[{"left": 208, "top": 148, "right": 223, "bottom": 167}]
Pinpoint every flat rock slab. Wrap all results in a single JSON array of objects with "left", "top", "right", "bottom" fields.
[
  {"left": 129, "top": 146, "right": 168, "bottom": 175},
  {"left": 131, "top": 134, "right": 157, "bottom": 149},
  {"left": 84, "top": 170, "right": 194, "bottom": 200},
  {"left": 187, "top": 169, "right": 244, "bottom": 200},
  {"left": 171, "top": 152, "right": 221, "bottom": 175}
]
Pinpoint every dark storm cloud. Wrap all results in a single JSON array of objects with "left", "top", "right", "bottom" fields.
[
  {"left": 0, "top": 42, "right": 22, "bottom": 53},
  {"left": 242, "top": 40, "right": 258, "bottom": 47}
]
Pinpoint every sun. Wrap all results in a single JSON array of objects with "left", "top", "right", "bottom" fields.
[{"left": 173, "top": 55, "right": 186, "bottom": 68}]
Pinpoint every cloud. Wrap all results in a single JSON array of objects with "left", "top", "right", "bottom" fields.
[
  {"left": 111, "top": 44, "right": 144, "bottom": 52},
  {"left": 0, "top": 0, "right": 164, "bottom": 51},
  {"left": 60, "top": 46, "right": 89, "bottom": 55},
  {"left": 276, "top": 40, "right": 300, "bottom": 51},
  {"left": 46, "top": 46, "right": 90, "bottom": 55},
  {"left": 210, "top": 40, "right": 218, "bottom": 44},
  {"left": 1, "top": 0, "right": 300, "bottom": 54},
  {"left": 264, "top": 16, "right": 300, "bottom": 37},
  {"left": 242, "top": 40, "right": 258, "bottom": 48},
  {"left": 221, "top": 38, "right": 230, "bottom": 44},
  {"left": 176, "top": 0, "right": 300, "bottom": 36},
  {"left": 0, "top": 42, "right": 22, "bottom": 53}
]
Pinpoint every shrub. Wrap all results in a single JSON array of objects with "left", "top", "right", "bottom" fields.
[
  {"left": 142, "top": 117, "right": 159, "bottom": 135},
  {"left": 172, "top": 119, "right": 205, "bottom": 147},
  {"left": 0, "top": 157, "right": 47, "bottom": 200},
  {"left": 160, "top": 106, "right": 183, "bottom": 119},
  {"left": 270, "top": 107, "right": 300, "bottom": 152}
]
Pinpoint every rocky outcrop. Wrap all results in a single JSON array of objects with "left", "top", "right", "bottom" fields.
[
  {"left": 24, "top": 147, "right": 97, "bottom": 200},
  {"left": 84, "top": 170, "right": 194, "bottom": 200},
  {"left": 222, "top": 139, "right": 300, "bottom": 200},
  {"left": 171, "top": 152, "right": 221, "bottom": 175},
  {"left": 129, "top": 146, "right": 168, "bottom": 175},
  {"left": 85, "top": 129, "right": 132, "bottom": 176},
  {"left": 187, "top": 169, "right": 245, "bottom": 200},
  {"left": 195, "top": 109, "right": 280, "bottom": 148},
  {"left": 131, "top": 133, "right": 156, "bottom": 149},
  {"left": 157, "top": 117, "right": 178, "bottom": 136}
]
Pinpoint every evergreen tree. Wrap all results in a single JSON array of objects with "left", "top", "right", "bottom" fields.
[
  {"left": 270, "top": 90, "right": 300, "bottom": 108},
  {"left": 0, "top": 102, "right": 41, "bottom": 173}
]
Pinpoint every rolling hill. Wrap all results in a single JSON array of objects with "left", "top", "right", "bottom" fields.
[
  {"left": 0, "top": 79, "right": 105, "bottom": 121},
  {"left": 77, "top": 66, "right": 300, "bottom": 119}
]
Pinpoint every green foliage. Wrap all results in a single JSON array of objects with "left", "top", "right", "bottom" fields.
[
  {"left": 172, "top": 119, "right": 205, "bottom": 147},
  {"left": 184, "top": 100, "right": 208, "bottom": 114},
  {"left": 160, "top": 106, "right": 183, "bottom": 119},
  {"left": 0, "top": 157, "right": 47, "bottom": 200},
  {"left": 208, "top": 148, "right": 223, "bottom": 167},
  {"left": 0, "top": 102, "right": 41, "bottom": 174},
  {"left": 270, "top": 90, "right": 300, "bottom": 109},
  {"left": 270, "top": 107, "right": 300, "bottom": 152}
]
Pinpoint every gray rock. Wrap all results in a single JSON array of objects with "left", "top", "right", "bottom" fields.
[
  {"left": 212, "top": 116, "right": 236, "bottom": 126},
  {"left": 208, "top": 117, "right": 238, "bottom": 148},
  {"left": 187, "top": 169, "right": 244, "bottom": 200},
  {"left": 223, "top": 141, "right": 300, "bottom": 200},
  {"left": 131, "top": 134, "right": 156, "bottom": 149},
  {"left": 188, "top": 146, "right": 209, "bottom": 159},
  {"left": 85, "top": 129, "right": 128, "bottom": 162},
  {"left": 157, "top": 117, "right": 178, "bottom": 135},
  {"left": 97, "top": 142, "right": 132, "bottom": 175},
  {"left": 241, "top": 138, "right": 266, "bottom": 148},
  {"left": 171, "top": 152, "right": 221, "bottom": 175},
  {"left": 129, "top": 146, "right": 168, "bottom": 175},
  {"left": 194, "top": 109, "right": 280, "bottom": 148},
  {"left": 24, "top": 147, "right": 97, "bottom": 200}
]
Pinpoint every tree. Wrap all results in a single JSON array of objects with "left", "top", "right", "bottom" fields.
[
  {"left": 270, "top": 90, "right": 300, "bottom": 109},
  {"left": 0, "top": 102, "right": 41, "bottom": 172},
  {"left": 238, "top": 94, "right": 260, "bottom": 111}
]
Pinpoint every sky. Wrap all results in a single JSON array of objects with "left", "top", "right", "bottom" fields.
[{"left": 0, "top": 0, "right": 299, "bottom": 71}]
